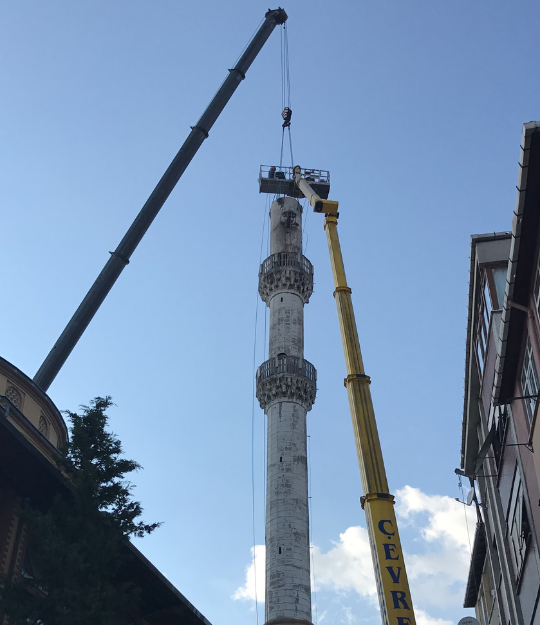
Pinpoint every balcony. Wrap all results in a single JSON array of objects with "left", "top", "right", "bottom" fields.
[
  {"left": 256, "top": 356, "right": 316, "bottom": 383},
  {"left": 256, "top": 356, "right": 317, "bottom": 411},
  {"left": 260, "top": 252, "right": 313, "bottom": 277}
]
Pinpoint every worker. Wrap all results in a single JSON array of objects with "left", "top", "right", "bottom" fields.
[{"left": 269, "top": 166, "right": 276, "bottom": 179}]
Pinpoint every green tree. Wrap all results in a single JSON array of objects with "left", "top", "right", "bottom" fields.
[{"left": 0, "top": 396, "right": 160, "bottom": 625}]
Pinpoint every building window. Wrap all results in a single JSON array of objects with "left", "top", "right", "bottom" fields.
[
  {"left": 520, "top": 337, "right": 539, "bottom": 423},
  {"left": 533, "top": 253, "right": 540, "bottom": 321},
  {"left": 475, "top": 272, "right": 491, "bottom": 378},
  {"left": 38, "top": 415, "right": 49, "bottom": 438},
  {"left": 491, "top": 267, "right": 507, "bottom": 310},
  {"left": 5, "top": 385, "right": 22, "bottom": 408},
  {"left": 480, "top": 559, "right": 495, "bottom": 624},
  {"left": 489, "top": 404, "right": 509, "bottom": 469},
  {"left": 507, "top": 469, "right": 531, "bottom": 582}
]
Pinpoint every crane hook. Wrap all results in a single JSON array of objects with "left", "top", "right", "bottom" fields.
[{"left": 282, "top": 107, "right": 292, "bottom": 128}]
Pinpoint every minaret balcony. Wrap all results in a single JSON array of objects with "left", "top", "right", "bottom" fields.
[
  {"left": 256, "top": 355, "right": 317, "bottom": 411},
  {"left": 259, "top": 252, "right": 314, "bottom": 304}
]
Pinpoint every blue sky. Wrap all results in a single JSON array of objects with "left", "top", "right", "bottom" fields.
[{"left": 2, "top": 1, "right": 539, "bottom": 624}]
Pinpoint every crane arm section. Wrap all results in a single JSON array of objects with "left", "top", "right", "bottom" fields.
[
  {"left": 34, "top": 8, "right": 287, "bottom": 392},
  {"left": 294, "top": 169, "right": 416, "bottom": 625}
]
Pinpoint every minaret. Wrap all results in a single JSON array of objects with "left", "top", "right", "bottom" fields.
[{"left": 256, "top": 195, "right": 316, "bottom": 625}]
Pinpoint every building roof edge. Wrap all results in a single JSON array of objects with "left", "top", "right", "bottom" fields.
[{"left": 493, "top": 121, "right": 540, "bottom": 404}]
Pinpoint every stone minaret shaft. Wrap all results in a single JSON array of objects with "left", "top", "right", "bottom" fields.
[{"left": 256, "top": 196, "right": 316, "bottom": 625}]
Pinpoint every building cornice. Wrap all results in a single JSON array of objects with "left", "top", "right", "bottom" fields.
[
  {"left": 0, "top": 356, "right": 68, "bottom": 442},
  {"left": 493, "top": 122, "right": 540, "bottom": 405},
  {"left": 461, "top": 232, "right": 511, "bottom": 472}
]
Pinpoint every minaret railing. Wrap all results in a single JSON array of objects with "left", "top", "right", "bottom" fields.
[
  {"left": 259, "top": 252, "right": 313, "bottom": 276},
  {"left": 256, "top": 355, "right": 316, "bottom": 383}
]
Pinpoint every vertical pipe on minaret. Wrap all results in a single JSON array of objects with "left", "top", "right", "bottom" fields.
[{"left": 256, "top": 196, "right": 316, "bottom": 625}]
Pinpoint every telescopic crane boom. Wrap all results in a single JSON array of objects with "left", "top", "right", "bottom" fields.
[
  {"left": 33, "top": 8, "right": 287, "bottom": 392},
  {"left": 293, "top": 166, "right": 416, "bottom": 625}
]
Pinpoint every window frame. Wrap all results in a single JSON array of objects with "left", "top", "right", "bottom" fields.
[
  {"left": 520, "top": 336, "right": 539, "bottom": 424},
  {"left": 507, "top": 466, "right": 532, "bottom": 584}
]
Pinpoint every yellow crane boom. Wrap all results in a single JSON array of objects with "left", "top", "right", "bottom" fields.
[{"left": 294, "top": 166, "right": 416, "bottom": 625}]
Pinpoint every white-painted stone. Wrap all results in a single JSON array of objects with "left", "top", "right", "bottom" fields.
[
  {"left": 270, "top": 197, "right": 303, "bottom": 256},
  {"left": 268, "top": 292, "right": 304, "bottom": 358},
  {"left": 260, "top": 197, "right": 313, "bottom": 625}
]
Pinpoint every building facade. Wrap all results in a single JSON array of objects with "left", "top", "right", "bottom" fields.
[
  {"left": 0, "top": 356, "right": 212, "bottom": 625},
  {"left": 461, "top": 121, "right": 540, "bottom": 624}
]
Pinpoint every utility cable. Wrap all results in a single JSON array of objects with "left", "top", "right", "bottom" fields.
[
  {"left": 307, "top": 433, "right": 318, "bottom": 625},
  {"left": 251, "top": 295, "right": 260, "bottom": 625},
  {"left": 234, "top": 17, "right": 265, "bottom": 67},
  {"left": 302, "top": 198, "right": 310, "bottom": 256},
  {"left": 458, "top": 475, "right": 477, "bottom": 600},
  {"left": 250, "top": 196, "right": 271, "bottom": 625},
  {"left": 263, "top": 194, "right": 270, "bottom": 525},
  {"left": 249, "top": 21, "right": 293, "bottom": 621},
  {"left": 459, "top": 476, "right": 473, "bottom": 555}
]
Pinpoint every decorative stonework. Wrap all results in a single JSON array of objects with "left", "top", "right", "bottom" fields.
[
  {"left": 256, "top": 356, "right": 317, "bottom": 412},
  {"left": 5, "top": 385, "right": 22, "bottom": 409},
  {"left": 39, "top": 414, "right": 49, "bottom": 438},
  {"left": 0, "top": 504, "right": 18, "bottom": 576},
  {"left": 259, "top": 252, "right": 314, "bottom": 305}
]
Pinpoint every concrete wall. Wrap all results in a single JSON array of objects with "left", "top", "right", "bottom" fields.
[{"left": 262, "top": 197, "right": 313, "bottom": 625}]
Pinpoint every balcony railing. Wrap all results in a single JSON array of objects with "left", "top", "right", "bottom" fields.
[
  {"left": 259, "top": 165, "right": 330, "bottom": 199},
  {"left": 260, "top": 252, "right": 313, "bottom": 277},
  {"left": 256, "top": 356, "right": 316, "bottom": 383}
]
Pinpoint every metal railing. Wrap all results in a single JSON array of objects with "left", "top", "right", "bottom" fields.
[
  {"left": 260, "top": 252, "right": 313, "bottom": 276},
  {"left": 256, "top": 356, "right": 316, "bottom": 383},
  {"left": 260, "top": 165, "right": 330, "bottom": 185}
]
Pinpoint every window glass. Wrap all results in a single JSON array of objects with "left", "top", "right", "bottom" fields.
[
  {"left": 507, "top": 471, "right": 531, "bottom": 580},
  {"left": 493, "top": 405, "right": 509, "bottom": 469},
  {"left": 521, "top": 337, "right": 539, "bottom": 423},
  {"left": 477, "top": 342, "right": 485, "bottom": 377},
  {"left": 492, "top": 267, "right": 507, "bottom": 310},
  {"left": 484, "top": 280, "right": 493, "bottom": 318},
  {"left": 534, "top": 255, "right": 540, "bottom": 320},
  {"left": 482, "top": 561, "right": 494, "bottom": 619}
]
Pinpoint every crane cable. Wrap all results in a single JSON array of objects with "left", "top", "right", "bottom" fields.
[
  {"left": 278, "top": 24, "right": 318, "bottom": 620},
  {"left": 250, "top": 192, "right": 271, "bottom": 625},
  {"left": 279, "top": 23, "right": 294, "bottom": 169}
]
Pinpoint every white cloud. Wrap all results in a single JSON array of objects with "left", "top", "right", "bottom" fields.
[
  {"left": 233, "top": 485, "right": 477, "bottom": 623},
  {"left": 415, "top": 608, "right": 453, "bottom": 625},
  {"left": 311, "top": 526, "right": 376, "bottom": 598},
  {"left": 341, "top": 605, "right": 356, "bottom": 624},
  {"left": 395, "top": 485, "right": 476, "bottom": 548},
  {"left": 395, "top": 485, "right": 477, "bottom": 608},
  {"left": 232, "top": 544, "right": 265, "bottom": 603}
]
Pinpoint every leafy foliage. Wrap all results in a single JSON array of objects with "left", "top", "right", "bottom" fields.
[{"left": 0, "top": 397, "right": 160, "bottom": 625}]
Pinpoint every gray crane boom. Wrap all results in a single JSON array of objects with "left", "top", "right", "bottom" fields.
[{"left": 34, "top": 8, "right": 287, "bottom": 391}]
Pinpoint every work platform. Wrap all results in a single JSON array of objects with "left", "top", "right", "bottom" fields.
[{"left": 259, "top": 165, "right": 330, "bottom": 199}]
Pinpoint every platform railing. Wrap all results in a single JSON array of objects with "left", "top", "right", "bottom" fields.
[
  {"left": 259, "top": 165, "right": 330, "bottom": 184},
  {"left": 260, "top": 252, "right": 313, "bottom": 276},
  {"left": 256, "top": 356, "right": 316, "bottom": 383}
]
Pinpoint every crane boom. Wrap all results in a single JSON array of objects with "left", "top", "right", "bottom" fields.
[
  {"left": 294, "top": 167, "right": 416, "bottom": 625},
  {"left": 33, "top": 8, "right": 287, "bottom": 392}
]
